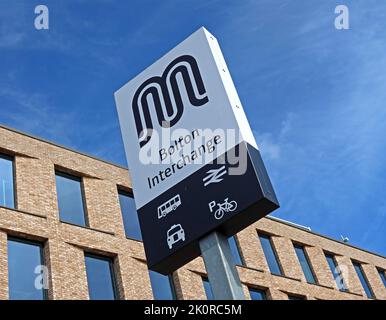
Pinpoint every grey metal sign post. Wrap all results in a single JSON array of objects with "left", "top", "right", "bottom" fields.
[{"left": 199, "top": 231, "right": 245, "bottom": 300}]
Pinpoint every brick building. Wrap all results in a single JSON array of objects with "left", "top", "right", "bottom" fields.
[{"left": 0, "top": 124, "right": 385, "bottom": 300}]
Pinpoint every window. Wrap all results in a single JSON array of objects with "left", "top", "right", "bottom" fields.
[
  {"left": 378, "top": 269, "right": 386, "bottom": 287},
  {"left": 288, "top": 294, "right": 306, "bottom": 300},
  {"left": 353, "top": 262, "right": 374, "bottom": 299},
  {"left": 7, "top": 238, "right": 46, "bottom": 300},
  {"left": 84, "top": 254, "right": 117, "bottom": 300},
  {"left": 149, "top": 271, "right": 176, "bottom": 300},
  {"left": 258, "top": 234, "right": 283, "bottom": 275},
  {"left": 0, "top": 154, "right": 15, "bottom": 209},
  {"left": 202, "top": 277, "right": 214, "bottom": 300},
  {"left": 325, "top": 253, "right": 347, "bottom": 291},
  {"left": 118, "top": 190, "right": 141, "bottom": 240},
  {"left": 55, "top": 171, "right": 87, "bottom": 226},
  {"left": 249, "top": 288, "right": 267, "bottom": 300},
  {"left": 228, "top": 236, "right": 243, "bottom": 266},
  {"left": 294, "top": 244, "right": 316, "bottom": 284}
]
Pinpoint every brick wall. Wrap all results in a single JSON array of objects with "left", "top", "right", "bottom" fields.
[{"left": 0, "top": 125, "right": 385, "bottom": 300}]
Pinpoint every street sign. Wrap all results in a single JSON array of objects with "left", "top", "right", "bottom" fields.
[{"left": 115, "top": 27, "right": 279, "bottom": 274}]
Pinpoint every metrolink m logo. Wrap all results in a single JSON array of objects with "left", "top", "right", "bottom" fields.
[{"left": 133, "top": 55, "right": 209, "bottom": 148}]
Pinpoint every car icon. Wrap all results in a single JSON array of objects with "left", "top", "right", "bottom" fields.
[{"left": 167, "top": 224, "right": 185, "bottom": 249}]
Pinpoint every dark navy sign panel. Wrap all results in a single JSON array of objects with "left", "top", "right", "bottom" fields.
[{"left": 138, "top": 142, "right": 279, "bottom": 274}]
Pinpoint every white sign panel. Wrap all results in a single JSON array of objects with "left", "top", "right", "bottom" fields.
[
  {"left": 115, "top": 27, "right": 257, "bottom": 210},
  {"left": 115, "top": 27, "right": 279, "bottom": 274}
]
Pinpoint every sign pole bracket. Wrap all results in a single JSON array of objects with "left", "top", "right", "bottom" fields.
[{"left": 199, "top": 231, "right": 245, "bottom": 300}]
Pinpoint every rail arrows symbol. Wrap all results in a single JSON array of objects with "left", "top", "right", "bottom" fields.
[{"left": 202, "top": 165, "right": 227, "bottom": 187}]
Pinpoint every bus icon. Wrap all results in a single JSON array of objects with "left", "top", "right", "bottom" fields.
[{"left": 157, "top": 194, "right": 181, "bottom": 219}]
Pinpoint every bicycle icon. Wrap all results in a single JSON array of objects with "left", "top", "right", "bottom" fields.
[{"left": 208, "top": 198, "right": 238, "bottom": 220}]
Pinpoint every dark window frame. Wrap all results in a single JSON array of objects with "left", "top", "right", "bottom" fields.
[
  {"left": 352, "top": 261, "right": 374, "bottom": 299},
  {"left": 84, "top": 252, "right": 119, "bottom": 300},
  {"left": 324, "top": 252, "right": 348, "bottom": 292},
  {"left": 55, "top": 170, "right": 89, "bottom": 227},
  {"left": 258, "top": 233, "right": 284, "bottom": 276},
  {"left": 117, "top": 188, "right": 142, "bottom": 241},
  {"left": 7, "top": 236, "right": 48, "bottom": 300},
  {"left": 117, "top": 188, "right": 134, "bottom": 200},
  {"left": 0, "top": 153, "right": 17, "bottom": 209},
  {"left": 293, "top": 243, "right": 317, "bottom": 284},
  {"left": 248, "top": 286, "right": 268, "bottom": 300},
  {"left": 168, "top": 274, "right": 177, "bottom": 300},
  {"left": 377, "top": 268, "right": 386, "bottom": 287},
  {"left": 287, "top": 293, "right": 307, "bottom": 300},
  {"left": 202, "top": 276, "right": 214, "bottom": 300},
  {"left": 228, "top": 235, "right": 245, "bottom": 266},
  {"left": 148, "top": 270, "right": 177, "bottom": 300}
]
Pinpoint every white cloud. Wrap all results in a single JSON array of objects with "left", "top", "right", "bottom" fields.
[
  {"left": 254, "top": 132, "right": 281, "bottom": 160},
  {"left": 280, "top": 112, "right": 296, "bottom": 137},
  {"left": 0, "top": 29, "right": 25, "bottom": 48},
  {"left": 253, "top": 112, "right": 297, "bottom": 161}
]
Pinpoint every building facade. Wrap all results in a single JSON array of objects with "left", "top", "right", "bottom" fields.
[{"left": 0, "top": 125, "right": 385, "bottom": 300}]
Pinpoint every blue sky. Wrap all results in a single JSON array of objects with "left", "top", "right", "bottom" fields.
[{"left": 0, "top": 0, "right": 385, "bottom": 256}]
